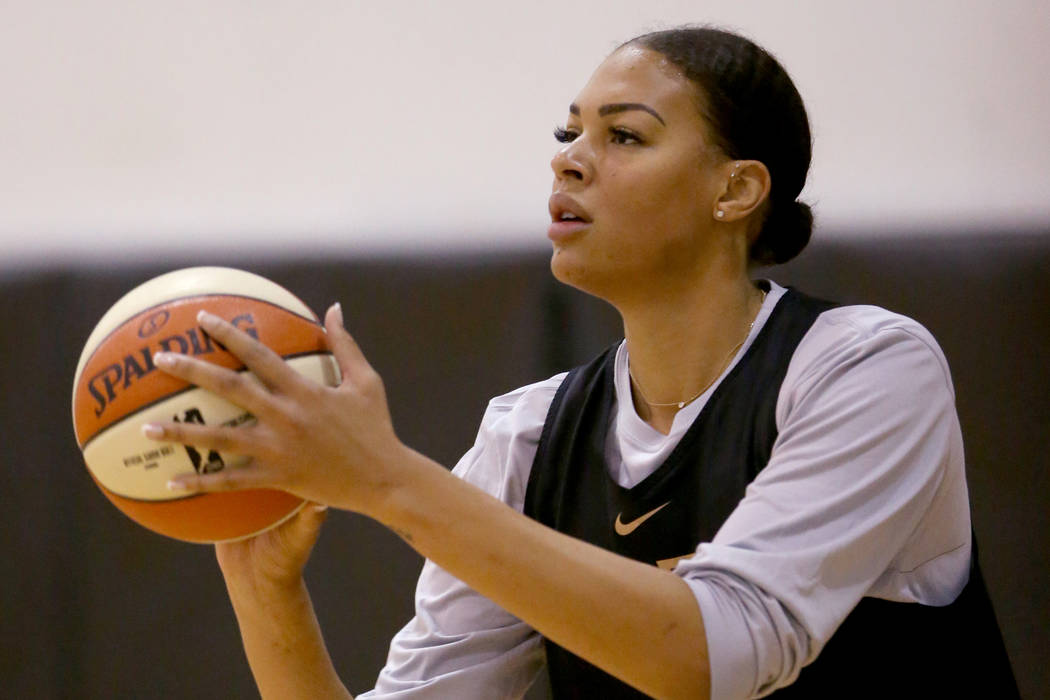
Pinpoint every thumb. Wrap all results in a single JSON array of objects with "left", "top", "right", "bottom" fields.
[
  {"left": 275, "top": 501, "right": 328, "bottom": 558},
  {"left": 296, "top": 501, "right": 329, "bottom": 535},
  {"left": 324, "top": 302, "right": 374, "bottom": 384}
]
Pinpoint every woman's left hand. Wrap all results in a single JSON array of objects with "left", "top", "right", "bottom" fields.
[{"left": 143, "top": 303, "right": 404, "bottom": 516}]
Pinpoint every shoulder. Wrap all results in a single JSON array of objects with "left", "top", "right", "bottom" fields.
[
  {"left": 477, "top": 372, "right": 568, "bottom": 438},
  {"left": 450, "top": 372, "right": 568, "bottom": 506},
  {"left": 772, "top": 299, "right": 960, "bottom": 436},
  {"left": 474, "top": 340, "right": 622, "bottom": 439},
  {"left": 784, "top": 302, "right": 955, "bottom": 400}
]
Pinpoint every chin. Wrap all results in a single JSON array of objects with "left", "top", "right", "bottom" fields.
[
  {"left": 549, "top": 245, "right": 581, "bottom": 284},
  {"left": 549, "top": 247, "right": 615, "bottom": 301}
]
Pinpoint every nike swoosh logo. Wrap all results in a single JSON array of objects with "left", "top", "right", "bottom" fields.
[{"left": 614, "top": 501, "right": 671, "bottom": 536}]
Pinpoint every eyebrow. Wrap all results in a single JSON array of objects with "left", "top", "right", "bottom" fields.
[{"left": 569, "top": 102, "right": 666, "bottom": 125}]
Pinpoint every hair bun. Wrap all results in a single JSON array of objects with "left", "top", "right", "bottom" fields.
[{"left": 750, "top": 200, "right": 813, "bottom": 265}]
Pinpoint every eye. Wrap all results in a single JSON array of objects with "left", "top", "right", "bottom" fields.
[
  {"left": 610, "top": 127, "right": 642, "bottom": 145},
  {"left": 553, "top": 126, "right": 578, "bottom": 143}
]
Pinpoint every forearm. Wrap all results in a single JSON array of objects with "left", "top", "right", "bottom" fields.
[
  {"left": 225, "top": 576, "right": 353, "bottom": 700},
  {"left": 370, "top": 445, "right": 711, "bottom": 700}
]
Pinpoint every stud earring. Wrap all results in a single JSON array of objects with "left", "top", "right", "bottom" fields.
[{"left": 716, "top": 210, "right": 725, "bottom": 219}]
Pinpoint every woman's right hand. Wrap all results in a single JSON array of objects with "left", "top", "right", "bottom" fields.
[
  {"left": 216, "top": 501, "right": 329, "bottom": 600},
  {"left": 213, "top": 502, "right": 353, "bottom": 699}
]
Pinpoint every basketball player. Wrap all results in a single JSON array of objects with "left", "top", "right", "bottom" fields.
[{"left": 144, "top": 26, "right": 1017, "bottom": 698}]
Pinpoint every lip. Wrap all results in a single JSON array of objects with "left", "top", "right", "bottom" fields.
[{"left": 547, "top": 192, "right": 592, "bottom": 242}]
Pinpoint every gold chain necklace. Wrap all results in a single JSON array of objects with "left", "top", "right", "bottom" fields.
[{"left": 630, "top": 290, "right": 767, "bottom": 410}]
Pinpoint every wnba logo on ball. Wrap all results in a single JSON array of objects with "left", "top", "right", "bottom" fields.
[
  {"left": 85, "top": 312, "right": 260, "bottom": 418},
  {"left": 174, "top": 407, "right": 225, "bottom": 474}
]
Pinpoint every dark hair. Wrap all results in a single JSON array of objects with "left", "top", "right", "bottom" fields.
[{"left": 626, "top": 26, "right": 813, "bottom": 265}]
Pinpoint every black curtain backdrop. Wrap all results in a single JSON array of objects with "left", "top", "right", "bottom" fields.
[{"left": 1, "top": 231, "right": 1046, "bottom": 699}]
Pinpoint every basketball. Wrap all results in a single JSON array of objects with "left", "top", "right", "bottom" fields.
[{"left": 72, "top": 266, "right": 340, "bottom": 544}]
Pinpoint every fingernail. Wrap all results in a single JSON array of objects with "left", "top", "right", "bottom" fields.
[
  {"left": 332, "top": 302, "right": 344, "bottom": 326},
  {"left": 311, "top": 503, "right": 329, "bottom": 513},
  {"left": 196, "top": 310, "right": 217, "bottom": 325},
  {"left": 153, "top": 352, "right": 175, "bottom": 368},
  {"left": 142, "top": 423, "right": 164, "bottom": 439},
  {"left": 166, "top": 479, "right": 188, "bottom": 491}
]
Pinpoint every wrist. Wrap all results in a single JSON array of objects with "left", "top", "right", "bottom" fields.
[
  {"left": 370, "top": 443, "right": 432, "bottom": 518},
  {"left": 346, "top": 439, "right": 423, "bottom": 521},
  {"left": 225, "top": 576, "right": 314, "bottom": 647},
  {"left": 222, "top": 564, "right": 307, "bottom": 610}
]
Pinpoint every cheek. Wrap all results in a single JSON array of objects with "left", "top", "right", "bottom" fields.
[{"left": 615, "top": 164, "right": 704, "bottom": 233}]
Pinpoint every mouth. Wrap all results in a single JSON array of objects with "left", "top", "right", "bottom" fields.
[
  {"left": 547, "top": 192, "right": 592, "bottom": 242},
  {"left": 548, "top": 192, "right": 592, "bottom": 224}
]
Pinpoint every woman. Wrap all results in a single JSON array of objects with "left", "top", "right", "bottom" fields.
[{"left": 145, "top": 26, "right": 1016, "bottom": 699}]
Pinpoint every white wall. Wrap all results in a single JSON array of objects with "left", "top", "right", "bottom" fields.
[{"left": 2, "top": 0, "right": 1048, "bottom": 267}]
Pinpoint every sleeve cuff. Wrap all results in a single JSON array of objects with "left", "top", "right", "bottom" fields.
[{"left": 684, "top": 575, "right": 759, "bottom": 700}]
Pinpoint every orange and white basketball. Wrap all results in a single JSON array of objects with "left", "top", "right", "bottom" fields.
[{"left": 72, "top": 267, "right": 339, "bottom": 544}]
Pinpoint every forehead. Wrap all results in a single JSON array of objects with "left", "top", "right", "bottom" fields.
[{"left": 573, "top": 45, "right": 699, "bottom": 117}]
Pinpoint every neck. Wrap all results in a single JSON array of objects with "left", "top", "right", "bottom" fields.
[{"left": 620, "top": 273, "right": 763, "bottom": 434}]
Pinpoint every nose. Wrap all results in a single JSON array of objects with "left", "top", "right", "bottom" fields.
[{"left": 550, "top": 139, "right": 593, "bottom": 186}]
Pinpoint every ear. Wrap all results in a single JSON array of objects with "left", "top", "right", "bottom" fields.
[{"left": 712, "top": 160, "right": 771, "bottom": 227}]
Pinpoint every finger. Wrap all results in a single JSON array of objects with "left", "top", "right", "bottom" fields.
[
  {"left": 297, "top": 501, "right": 329, "bottom": 531},
  {"left": 285, "top": 501, "right": 328, "bottom": 545},
  {"left": 305, "top": 501, "right": 329, "bottom": 515},
  {"left": 142, "top": 416, "right": 250, "bottom": 454},
  {"left": 166, "top": 462, "right": 267, "bottom": 494},
  {"left": 196, "top": 310, "right": 299, "bottom": 391},
  {"left": 152, "top": 351, "right": 276, "bottom": 420},
  {"left": 324, "top": 302, "right": 375, "bottom": 384}
]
